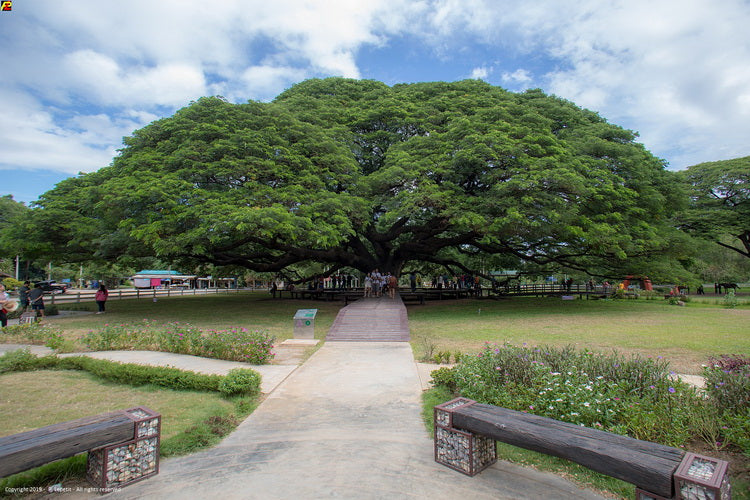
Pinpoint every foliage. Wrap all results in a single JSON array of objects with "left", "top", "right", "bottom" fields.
[
  {"left": 702, "top": 354, "right": 750, "bottom": 456},
  {"left": 704, "top": 354, "right": 750, "bottom": 413},
  {"left": 218, "top": 368, "right": 262, "bottom": 396},
  {"left": 429, "top": 367, "right": 457, "bottom": 391},
  {"left": 724, "top": 290, "right": 739, "bottom": 308},
  {"left": 1, "top": 322, "right": 66, "bottom": 349},
  {"left": 0, "top": 454, "right": 88, "bottom": 496},
  {"left": 437, "top": 343, "right": 706, "bottom": 446},
  {"left": 161, "top": 415, "right": 239, "bottom": 457},
  {"left": 26, "top": 79, "right": 686, "bottom": 279},
  {"left": 0, "top": 349, "right": 58, "bottom": 373},
  {"left": 679, "top": 156, "right": 750, "bottom": 259},
  {"left": 0, "top": 349, "right": 262, "bottom": 396},
  {"left": 0, "top": 195, "right": 29, "bottom": 258},
  {"left": 78, "top": 320, "right": 275, "bottom": 364},
  {"left": 2, "top": 277, "right": 23, "bottom": 290}
]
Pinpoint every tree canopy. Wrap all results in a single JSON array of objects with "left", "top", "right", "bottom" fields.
[
  {"left": 29, "top": 78, "right": 686, "bottom": 279},
  {"left": 678, "top": 156, "right": 750, "bottom": 259}
]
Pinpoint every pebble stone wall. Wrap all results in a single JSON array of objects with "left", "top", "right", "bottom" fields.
[
  {"left": 87, "top": 406, "right": 161, "bottom": 489},
  {"left": 434, "top": 398, "right": 496, "bottom": 476}
]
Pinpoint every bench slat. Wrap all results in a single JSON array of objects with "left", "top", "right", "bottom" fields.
[
  {"left": 452, "top": 404, "right": 684, "bottom": 498},
  {"left": 0, "top": 413, "right": 135, "bottom": 478}
]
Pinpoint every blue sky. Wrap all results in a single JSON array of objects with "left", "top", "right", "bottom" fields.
[{"left": 2, "top": 0, "right": 750, "bottom": 204}]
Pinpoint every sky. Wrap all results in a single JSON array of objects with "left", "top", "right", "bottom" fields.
[{"left": 1, "top": 0, "right": 749, "bottom": 204}]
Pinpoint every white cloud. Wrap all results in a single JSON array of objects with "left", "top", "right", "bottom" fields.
[
  {"left": 470, "top": 67, "right": 490, "bottom": 80},
  {"left": 501, "top": 69, "right": 532, "bottom": 86},
  {"left": 416, "top": 0, "right": 750, "bottom": 168},
  {"left": 239, "top": 65, "right": 308, "bottom": 101},
  {"left": 0, "top": 89, "right": 152, "bottom": 175},
  {"left": 62, "top": 50, "right": 207, "bottom": 107}
]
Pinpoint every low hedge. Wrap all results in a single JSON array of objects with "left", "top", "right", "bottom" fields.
[{"left": 0, "top": 349, "right": 260, "bottom": 396}]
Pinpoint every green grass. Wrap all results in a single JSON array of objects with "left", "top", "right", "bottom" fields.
[
  {"left": 0, "top": 370, "right": 234, "bottom": 440},
  {"left": 0, "top": 367, "right": 256, "bottom": 493},
  {"left": 408, "top": 297, "right": 750, "bottom": 373},
  {"left": 48, "top": 291, "right": 340, "bottom": 346}
]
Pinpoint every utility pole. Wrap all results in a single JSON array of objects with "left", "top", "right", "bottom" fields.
[{"left": 15, "top": 255, "right": 19, "bottom": 280}]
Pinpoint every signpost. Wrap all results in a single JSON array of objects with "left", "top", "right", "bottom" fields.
[{"left": 293, "top": 309, "right": 317, "bottom": 339}]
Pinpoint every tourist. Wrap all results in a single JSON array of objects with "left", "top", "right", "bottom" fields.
[
  {"left": 364, "top": 273, "right": 372, "bottom": 297},
  {"left": 0, "top": 284, "right": 10, "bottom": 328},
  {"left": 388, "top": 273, "right": 398, "bottom": 298},
  {"left": 18, "top": 281, "right": 30, "bottom": 312},
  {"left": 371, "top": 269, "right": 382, "bottom": 297},
  {"left": 95, "top": 284, "right": 109, "bottom": 314},
  {"left": 29, "top": 283, "right": 45, "bottom": 319}
]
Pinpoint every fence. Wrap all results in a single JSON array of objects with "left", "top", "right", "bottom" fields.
[{"left": 46, "top": 287, "right": 246, "bottom": 305}]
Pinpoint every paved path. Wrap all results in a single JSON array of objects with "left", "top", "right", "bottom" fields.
[
  {"left": 107, "top": 341, "right": 604, "bottom": 500},
  {"left": 103, "top": 296, "right": 604, "bottom": 500},
  {"left": 1, "top": 297, "right": 606, "bottom": 499}
]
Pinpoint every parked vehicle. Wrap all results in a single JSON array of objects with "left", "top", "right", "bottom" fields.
[{"left": 35, "top": 281, "right": 69, "bottom": 294}]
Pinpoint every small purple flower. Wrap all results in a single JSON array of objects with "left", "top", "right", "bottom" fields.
[{"left": 668, "top": 387, "right": 676, "bottom": 393}]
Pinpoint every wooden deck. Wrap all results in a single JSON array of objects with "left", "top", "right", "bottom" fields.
[{"left": 325, "top": 295, "right": 410, "bottom": 342}]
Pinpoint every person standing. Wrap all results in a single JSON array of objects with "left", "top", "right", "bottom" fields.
[
  {"left": 409, "top": 272, "right": 417, "bottom": 293},
  {"left": 95, "top": 284, "right": 109, "bottom": 314},
  {"left": 18, "top": 281, "right": 30, "bottom": 312},
  {"left": 29, "top": 283, "right": 45, "bottom": 319},
  {"left": 0, "top": 284, "right": 10, "bottom": 328}
]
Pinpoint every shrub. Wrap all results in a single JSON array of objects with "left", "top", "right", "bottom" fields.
[
  {"left": 56, "top": 356, "right": 223, "bottom": 392},
  {"left": 430, "top": 367, "right": 457, "bottom": 392},
  {"left": 200, "top": 328, "right": 275, "bottom": 364},
  {"left": 2, "top": 322, "right": 64, "bottom": 347},
  {"left": 0, "top": 349, "right": 44, "bottom": 373},
  {"left": 723, "top": 290, "right": 739, "bottom": 309},
  {"left": 704, "top": 354, "right": 750, "bottom": 412},
  {"left": 450, "top": 343, "right": 703, "bottom": 446},
  {"left": 78, "top": 321, "right": 276, "bottom": 364},
  {"left": 218, "top": 368, "right": 261, "bottom": 396}
]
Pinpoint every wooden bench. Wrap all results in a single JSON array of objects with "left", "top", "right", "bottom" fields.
[
  {"left": 0, "top": 407, "right": 160, "bottom": 489},
  {"left": 434, "top": 398, "right": 730, "bottom": 499}
]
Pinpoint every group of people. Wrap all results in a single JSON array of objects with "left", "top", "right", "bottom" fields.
[
  {"left": 1, "top": 281, "right": 46, "bottom": 328},
  {"left": 0, "top": 282, "right": 110, "bottom": 328},
  {"left": 363, "top": 269, "right": 399, "bottom": 298}
]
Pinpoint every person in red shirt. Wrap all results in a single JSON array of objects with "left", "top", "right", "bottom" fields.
[{"left": 95, "top": 284, "right": 109, "bottom": 314}]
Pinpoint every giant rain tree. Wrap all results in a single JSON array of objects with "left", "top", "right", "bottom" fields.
[{"left": 33, "top": 78, "right": 685, "bottom": 278}]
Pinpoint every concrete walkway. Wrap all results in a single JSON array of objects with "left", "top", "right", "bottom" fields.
[
  {"left": 102, "top": 296, "right": 604, "bottom": 500},
  {"left": 1, "top": 297, "right": 606, "bottom": 499},
  {"left": 107, "top": 341, "right": 604, "bottom": 500}
]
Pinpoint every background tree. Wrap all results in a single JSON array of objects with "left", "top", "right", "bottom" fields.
[
  {"left": 29, "top": 79, "right": 687, "bottom": 280},
  {"left": 679, "top": 156, "right": 750, "bottom": 259}
]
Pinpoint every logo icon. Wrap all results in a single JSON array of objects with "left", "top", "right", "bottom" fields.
[{"left": 1, "top": 1, "right": 11, "bottom": 11}]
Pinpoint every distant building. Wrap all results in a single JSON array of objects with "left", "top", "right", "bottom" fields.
[{"left": 131, "top": 270, "right": 196, "bottom": 289}]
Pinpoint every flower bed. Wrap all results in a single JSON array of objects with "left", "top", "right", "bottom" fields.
[
  {"left": 79, "top": 320, "right": 275, "bottom": 364},
  {"left": 435, "top": 343, "right": 749, "bottom": 453}
]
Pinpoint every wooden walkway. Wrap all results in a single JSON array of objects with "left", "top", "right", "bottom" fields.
[{"left": 325, "top": 295, "right": 410, "bottom": 342}]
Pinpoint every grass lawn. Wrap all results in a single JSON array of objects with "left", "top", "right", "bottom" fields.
[
  {"left": 407, "top": 296, "right": 750, "bottom": 373},
  {"left": 0, "top": 370, "right": 234, "bottom": 441},
  {"left": 41, "top": 291, "right": 340, "bottom": 352}
]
